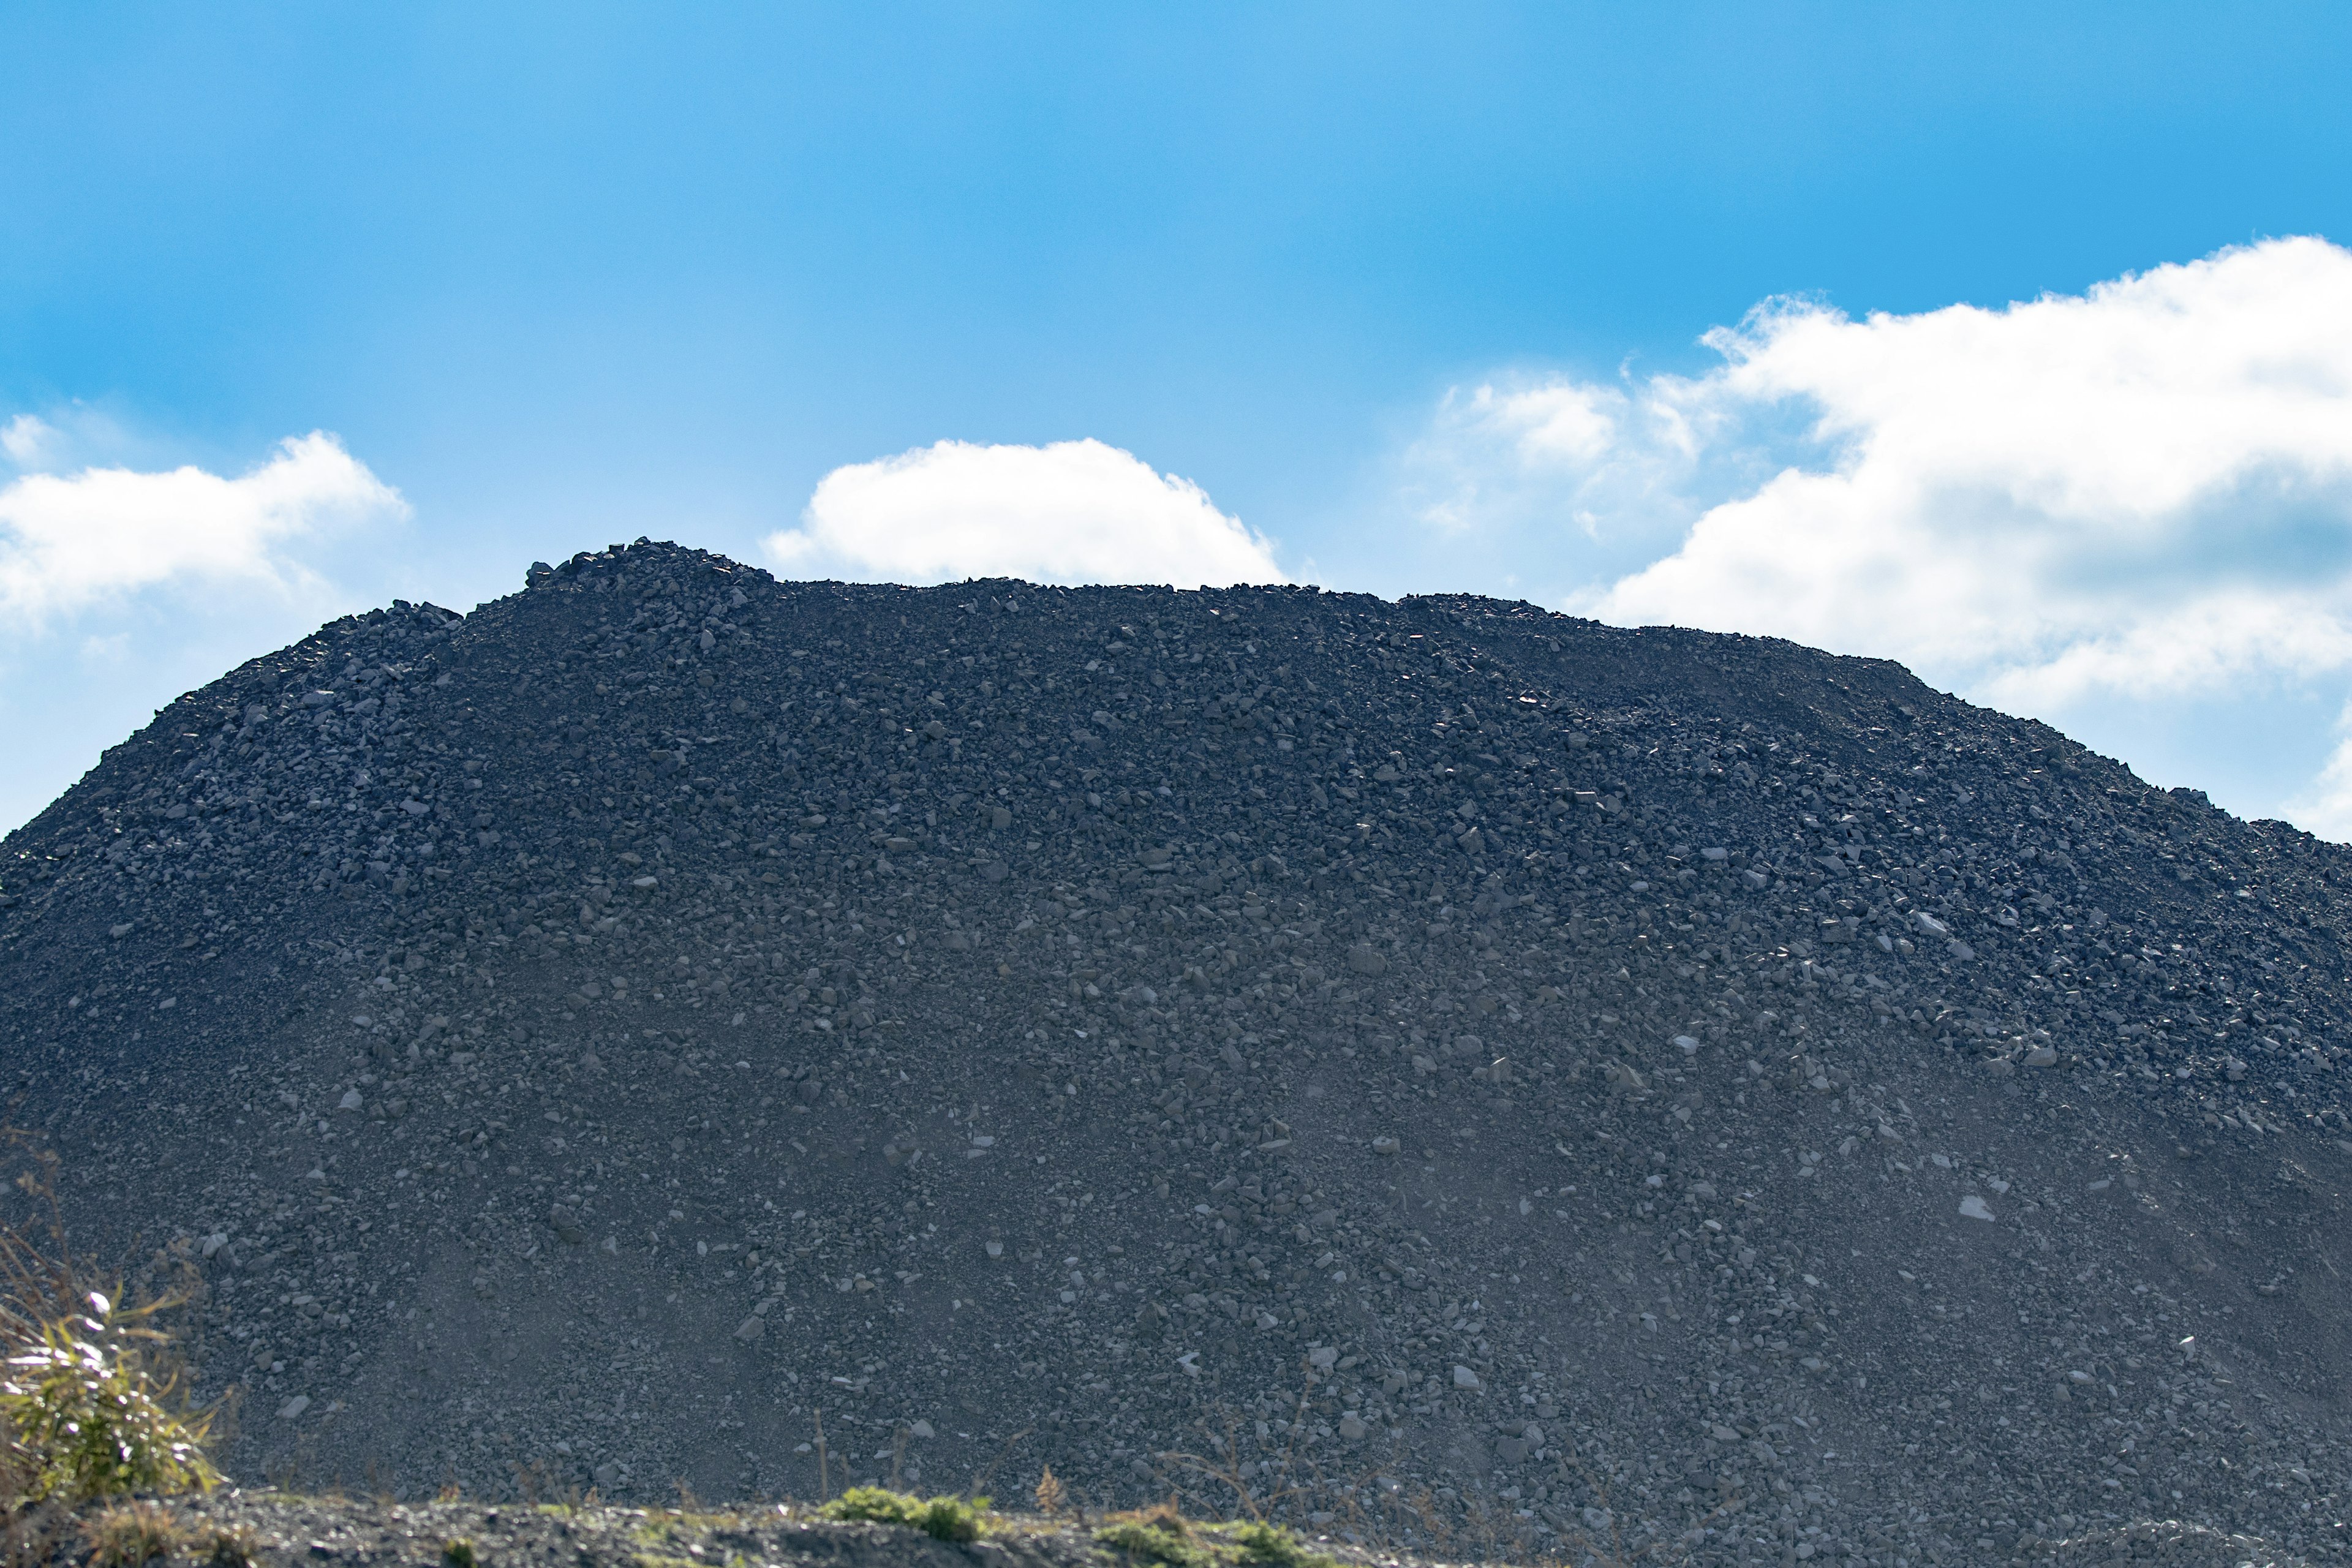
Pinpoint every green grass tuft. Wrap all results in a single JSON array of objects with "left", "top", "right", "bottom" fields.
[
  {"left": 81, "top": 1502, "right": 184, "bottom": 1568},
  {"left": 1096, "top": 1509, "right": 1340, "bottom": 1568},
  {"left": 0, "top": 1291, "right": 218, "bottom": 1504},
  {"left": 820, "top": 1485, "right": 991, "bottom": 1543},
  {"left": 1219, "top": 1521, "right": 1335, "bottom": 1568},
  {"left": 1095, "top": 1507, "right": 1211, "bottom": 1568},
  {"left": 203, "top": 1525, "right": 262, "bottom": 1568}
]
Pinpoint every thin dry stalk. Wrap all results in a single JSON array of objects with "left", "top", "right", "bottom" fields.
[{"left": 965, "top": 1423, "right": 1034, "bottom": 1504}]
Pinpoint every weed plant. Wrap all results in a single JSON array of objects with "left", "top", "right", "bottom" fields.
[
  {"left": 80, "top": 1503, "right": 181, "bottom": 1568},
  {"left": 819, "top": 1485, "right": 991, "bottom": 1543},
  {"left": 0, "top": 1137, "right": 219, "bottom": 1506},
  {"left": 1094, "top": 1506, "right": 1338, "bottom": 1568}
]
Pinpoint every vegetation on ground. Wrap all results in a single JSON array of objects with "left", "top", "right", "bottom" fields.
[
  {"left": 1094, "top": 1506, "right": 1339, "bottom": 1568},
  {"left": 80, "top": 1502, "right": 183, "bottom": 1568},
  {"left": 818, "top": 1486, "right": 992, "bottom": 1543},
  {"left": 1, "top": 1140, "right": 219, "bottom": 1507}
]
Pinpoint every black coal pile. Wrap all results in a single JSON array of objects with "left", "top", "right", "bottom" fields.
[{"left": 3, "top": 539, "right": 2347, "bottom": 1566}]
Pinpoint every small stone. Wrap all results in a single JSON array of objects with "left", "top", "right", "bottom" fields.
[
  {"left": 1308, "top": 1346, "right": 1338, "bottom": 1370},
  {"left": 1673, "top": 1035, "right": 1700, "bottom": 1056},
  {"left": 337, "top": 1089, "right": 363, "bottom": 1112},
  {"left": 2024, "top": 1044, "right": 2059, "bottom": 1068},
  {"left": 1959, "top": 1195, "right": 1995, "bottom": 1222},
  {"left": 1452, "top": 1365, "right": 1482, "bottom": 1390},
  {"left": 277, "top": 1394, "right": 311, "bottom": 1421},
  {"left": 1913, "top": 912, "right": 1950, "bottom": 938},
  {"left": 593, "top": 1463, "right": 620, "bottom": 1491},
  {"left": 1947, "top": 939, "right": 1976, "bottom": 961},
  {"left": 910, "top": 1419, "right": 935, "bottom": 1439},
  {"left": 549, "top": 1206, "right": 587, "bottom": 1245},
  {"left": 733, "top": 1315, "right": 765, "bottom": 1341},
  {"left": 1347, "top": 943, "right": 1388, "bottom": 976},
  {"left": 1338, "top": 1415, "right": 1369, "bottom": 1441},
  {"left": 1371, "top": 1136, "right": 1401, "bottom": 1156}
]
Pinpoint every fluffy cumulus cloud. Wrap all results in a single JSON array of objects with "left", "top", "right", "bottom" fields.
[
  {"left": 1417, "top": 236, "right": 2352, "bottom": 832},
  {"left": 0, "top": 429, "right": 408, "bottom": 622},
  {"left": 769, "top": 438, "right": 1285, "bottom": 588}
]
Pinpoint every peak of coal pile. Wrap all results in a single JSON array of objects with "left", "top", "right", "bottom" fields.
[{"left": 4, "top": 540, "right": 2348, "bottom": 1562}]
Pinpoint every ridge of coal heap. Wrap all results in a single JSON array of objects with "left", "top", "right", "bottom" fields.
[{"left": 4, "top": 540, "right": 2348, "bottom": 1562}]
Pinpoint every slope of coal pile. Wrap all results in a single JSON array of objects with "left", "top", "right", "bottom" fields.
[{"left": 4, "top": 540, "right": 2348, "bottom": 1566}]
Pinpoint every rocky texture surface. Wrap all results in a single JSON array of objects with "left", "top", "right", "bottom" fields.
[
  {"left": 41, "top": 1496, "right": 1123, "bottom": 1568},
  {"left": 28, "top": 1492, "right": 2315, "bottom": 1568},
  {"left": 2, "top": 540, "right": 2348, "bottom": 1565}
]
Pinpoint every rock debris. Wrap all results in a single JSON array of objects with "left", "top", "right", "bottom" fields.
[{"left": 2, "top": 540, "right": 2347, "bottom": 1565}]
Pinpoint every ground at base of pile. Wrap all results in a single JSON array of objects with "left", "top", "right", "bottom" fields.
[{"left": 4, "top": 1494, "right": 2326, "bottom": 1568}]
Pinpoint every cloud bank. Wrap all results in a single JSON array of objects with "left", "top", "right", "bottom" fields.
[
  {"left": 0, "top": 428, "right": 408, "bottom": 623},
  {"left": 769, "top": 438, "right": 1285, "bottom": 588},
  {"left": 1416, "top": 236, "right": 2352, "bottom": 832}
]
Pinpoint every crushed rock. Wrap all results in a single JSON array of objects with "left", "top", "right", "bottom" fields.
[{"left": 2, "top": 541, "right": 2348, "bottom": 1564}]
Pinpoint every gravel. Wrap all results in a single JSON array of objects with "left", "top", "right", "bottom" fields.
[{"left": 1, "top": 539, "right": 2346, "bottom": 1565}]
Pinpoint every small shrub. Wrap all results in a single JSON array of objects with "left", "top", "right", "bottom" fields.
[
  {"left": 1221, "top": 1521, "right": 1335, "bottom": 1568},
  {"left": 443, "top": 1539, "right": 479, "bottom": 1568},
  {"left": 204, "top": 1525, "right": 261, "bottom": 1568},
  {"left": 0, "top": 1292, "right": 217, "bottom": 1504},
  {"left": 81, "top": 1503, "right": 181, "bottom": 1568},
  {"left": 1095, "top": 1507, "right": 1210, "bottom": 1568},
  {"left": 1034, "top": 1463, "right": 1066, "bottom": 1517},
  {"left": 820, "top": 1486, "right": 989, "bottom": 1544}
]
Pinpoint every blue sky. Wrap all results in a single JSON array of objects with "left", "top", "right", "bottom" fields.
[{"left": 6, "top": 3, "right": 2352, "bottom": 835}]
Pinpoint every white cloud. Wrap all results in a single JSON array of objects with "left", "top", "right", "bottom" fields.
[
  {"left": 770, "top": 438, "right": 1285, "bottom": 588},
  {"left": 1589, "top": 237, "right": 2352, "bottom": 706},
  {"left": 0, "top": 431, "right": 408, "bottom": 624},
  {"left": 1423, "top": 238, "right": 2352, "bottom": 700},
  {"left": 1407, "top": 377, "right": 1689, "bottom": 546},
  {"left": 1, "top": 415, "right": 59, "bottom": 469},
  {"left": 1420, "top": 241, "right": 2352, "bottom": 705},
  {"left": 1412, "top": 238, "right": 2352, "bottom": 826}
]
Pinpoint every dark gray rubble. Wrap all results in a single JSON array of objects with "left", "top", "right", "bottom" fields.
[{"left": 2, "top": 540, "right": 2346, "bottom": 1565}]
